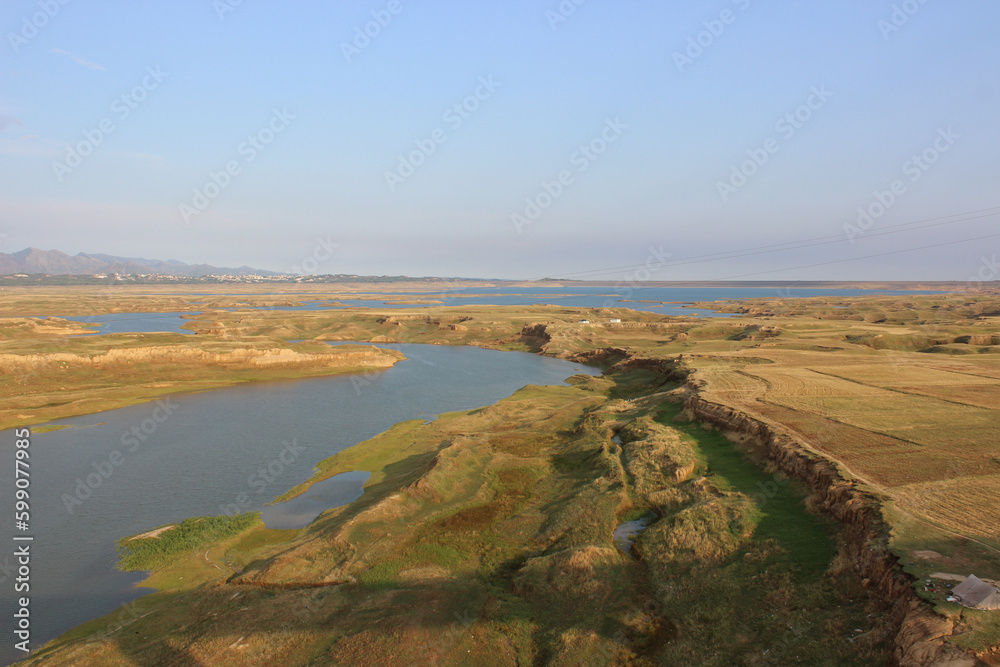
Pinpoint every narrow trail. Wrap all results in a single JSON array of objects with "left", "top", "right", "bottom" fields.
[{"left": 204, "top": 549, "right": 230, "bottom": 572}]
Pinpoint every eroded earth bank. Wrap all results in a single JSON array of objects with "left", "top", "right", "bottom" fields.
[{"left": 11, "top": 288, "right": 1000, "bottom": 665}]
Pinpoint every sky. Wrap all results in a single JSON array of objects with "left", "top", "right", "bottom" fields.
[{"left": 1, "top": 1, "right": 998, "bottom": 280}]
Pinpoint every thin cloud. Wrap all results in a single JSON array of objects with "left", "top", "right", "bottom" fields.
[
  {"left": 51, "top": 48, "right": 106, "bottom": 71},
  {"left": 20, "top": 134, "right": 39, "bottom": 141},
  {"left": 0, "top": 115, "right": 24, "bottom": 132}
]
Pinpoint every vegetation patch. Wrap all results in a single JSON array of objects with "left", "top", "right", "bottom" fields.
[
  {"left": 116, "top": 513, "right": 260, "bottom": 571},
  {"left": 16, "top": 285, "right": 1000, "bottom": 664},
  {"left": 656, "top": 402, "right": 837, "bottom": 578}
]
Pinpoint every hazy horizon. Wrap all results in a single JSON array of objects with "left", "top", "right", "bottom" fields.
[{"left": 2, "top": 2, "right": 998, "bottom": 281}]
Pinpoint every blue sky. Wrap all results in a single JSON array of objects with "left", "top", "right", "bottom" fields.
[{"left": 1, "top": 1, "right": 998, "bottom": 279}]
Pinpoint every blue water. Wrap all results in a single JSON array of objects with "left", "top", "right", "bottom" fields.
[
  {"left": 60, "top": 312, "right": 198, "bottom": 336},
  {"left": 47, "top": 287, "right": 942, "bottom": 337},
  {"left": 220, "top": 300, "right": 333, "bottom": 311},
  {"left": 261, "top": 470, "right": 371, "bottom": 530},
  {"left": 58, "top": 302, "right": 339, "bottom": 336},
  {"left": 366, "top": 286, "right": 938, "bottom": 315},
  {"left": 0, "top": 345, "right": 598, "bottom": 664}
]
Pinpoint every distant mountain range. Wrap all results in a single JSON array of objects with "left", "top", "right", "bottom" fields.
[{"left": 0, "top": 248, "right": 278, "bottom": 277}]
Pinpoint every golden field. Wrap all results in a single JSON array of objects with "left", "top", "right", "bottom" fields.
[{"left": 4, "top": 284, "right": 999, "bottom": 665}]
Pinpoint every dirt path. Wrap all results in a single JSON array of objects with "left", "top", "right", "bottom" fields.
[
  {"left": 204, "top": 549, "right": 227, "bottom": 572},
  {"left": 126, "top": 525, "right": 176, "bottom": 542}
]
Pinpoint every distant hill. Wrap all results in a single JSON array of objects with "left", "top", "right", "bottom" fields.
[{"left": 0, "top": 248, "right": 278, "bottom": 277}]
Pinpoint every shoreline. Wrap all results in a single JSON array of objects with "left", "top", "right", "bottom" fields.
[
  {"left": 0, "top": 342, "right": 404, "bottom": 432},
  {"left": 8, "top": 292, "right": 999, "bottom": 664}
]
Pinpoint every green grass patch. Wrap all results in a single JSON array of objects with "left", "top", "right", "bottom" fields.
[
  {"left": 116, "top": 513, "right": 260, "bottom": 571},
  {"left": 411, "top": 542, "right": 468, "bottom": 569},
  {"left": 656, "top": 402, "right": 836, "bottom": 578},
  {"left": 950, "top": 610, "right": 1000, "bottom": 654},
  {"left": 358, "top": 560, "right": 406, "bottom": 590},
  {"left": 619, "top": 506, "right": 656, "bottom": 523},
  {"left": 608, "top": 369, "right": 674, "bottom": 399}
]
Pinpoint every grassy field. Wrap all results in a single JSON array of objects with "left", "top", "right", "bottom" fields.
[
  {"left": 27, "top": 372, "right": 890, "bottom": 666},
  {"left": 688, "top": 350, "right": 1000, "bottom": 545},
  {"left": 116, "top": 513, "right": 262, "bottom": 572},
  {"left": 654, "top": 402, "right": 837, "bottom": 581},
  {"left": 7, "top": 284, "right": 1000, "bottom": 664}
]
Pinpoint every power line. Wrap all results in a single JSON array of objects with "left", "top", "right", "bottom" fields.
[
  {"left": 539, "top": 205, "right": 1000, "bottom": 281},
  {"left": 545, "top": 207, "right": 1000, "bottom": 280},
  {"left": 714, "top": 231, "right": 1000, "bottom": 280}
]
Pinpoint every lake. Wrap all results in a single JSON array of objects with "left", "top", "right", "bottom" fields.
[
  {"left": 0, "top": 344, "right": 599, "bottom": 665},
  {"left": 50, "top": 286, "right": 935, "bottom": 336}
]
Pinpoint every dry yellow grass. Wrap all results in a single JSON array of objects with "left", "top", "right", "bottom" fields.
[
  {"left": 675, "top": 315, "right": 1000, "bottom": 562},
  {"left": 0, "top": 344, "right": 395, "bottom": 371},
  {"left": 808, "top": 363, "right": 1000, "bottom": 388},
  {"left": 694, "top": 366, "right": 768, "bottom": 397},
  {"left": 892, "top": 475, "right": 1000, "bottom": 541},
  {"left": 805, "top": 363, "right": 1000, "bottom": 409},
  {"left": 0, "top": 339, "right": 404, "bottom": 430},
  {"left": 7, "top": 286, "right": 999, "bottom": 662},
  {"left": 893, "top": 385, "right": 1000, "bottom": 410},
  {"left": 733, "top": 365, "right": 997, "bottom": 471}
]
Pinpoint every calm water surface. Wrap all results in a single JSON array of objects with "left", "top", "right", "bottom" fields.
[
  {"left": 261, "top": 470, "right": 371, "bottom": 529},
  {"left": 43, "top": 287, "right": 939, "bottom": 336},
  {"left": 0, "top": 344, "right": 598, "bottom": 665}
]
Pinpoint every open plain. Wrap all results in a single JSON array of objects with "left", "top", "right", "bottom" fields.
[{"left": 4, "top": 284, "right": 1000, "bottom": 666}]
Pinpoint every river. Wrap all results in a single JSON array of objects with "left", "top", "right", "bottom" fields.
[{"left": 0, "top": 344, "right": 599, "bottom": 665}]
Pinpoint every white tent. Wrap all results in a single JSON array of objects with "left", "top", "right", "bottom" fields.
[{"left": 950, "top": 575, "right": 1000, "bottom": 611}]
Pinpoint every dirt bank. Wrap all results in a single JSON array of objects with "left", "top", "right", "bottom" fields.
[
  {"left": 0, "top": 344, "right": 399, "bottom": 371},
  {"left": 684, "top": 394, "right": 981, "bottom": 666},
  {"left": 573, "top": 342, "right": 983, "bottom": 666}
]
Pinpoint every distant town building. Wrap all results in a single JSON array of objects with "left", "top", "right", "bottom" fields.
[
  {"left": 577, "top": 319, "right": 590, "bottom": 324},
  {"left": 609, "top": 318, "right": 621, "bottom": 323}
]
